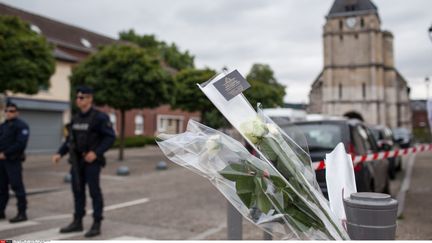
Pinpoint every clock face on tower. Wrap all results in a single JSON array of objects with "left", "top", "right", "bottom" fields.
[{"left": 346, "top": 17, "right": 357, "bottom": 29}]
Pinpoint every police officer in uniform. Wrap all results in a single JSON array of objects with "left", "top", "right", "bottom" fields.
[
  {"left": 52, "top": 86, "right": 115, "bottom": 238},
  {"left": 0, "top": 102, "right": 30, "bottom": 223}
]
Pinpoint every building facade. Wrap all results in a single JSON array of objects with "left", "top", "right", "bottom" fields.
[{"left": 308, "top": 0, "right": 411, "bottom": 130}]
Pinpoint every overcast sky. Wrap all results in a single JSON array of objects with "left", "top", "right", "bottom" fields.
[{"left": 2, "top": 0, "right": 432, "bottom": 103}]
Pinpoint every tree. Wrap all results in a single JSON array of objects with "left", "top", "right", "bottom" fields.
[
  {"left": 119, "top": 29, "right": 194, "bottom": 71},
  {"left": 70, "top": 44, "right": 172, "bottom": 160},
  {"left": 0, "top": 15, "right": 55, "bottom": 119},
  {"left": 244, "top": 64, "right": 286, "bottom": 108},
  {"left": 172, "top": 68, "right": 229, "bottom": 129}
]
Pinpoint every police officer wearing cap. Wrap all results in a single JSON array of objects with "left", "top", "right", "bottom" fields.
[
  {"left": 0, "top": 102, "right": 30, "bottom": 223},
  {"left": 52, "top": 86, "right": 115, "bottom": 238}
]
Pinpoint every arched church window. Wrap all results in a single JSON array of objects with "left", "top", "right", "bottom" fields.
[
  {"left": 360, "top": 18, "right": 365, "bottom": 28},
  {"left": 339, "top": 20, "right": 343, "bottom": 30},
  {"left": 339, "top": 83, "right": 343, "bottom": 99}
]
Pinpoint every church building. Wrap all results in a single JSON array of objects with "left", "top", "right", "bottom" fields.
[{"left": 308, "top": 0, "right": 411, "bottom": 129}]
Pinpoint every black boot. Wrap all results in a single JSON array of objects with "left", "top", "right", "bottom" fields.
[
  {"left": 59, "top": 217, "right": 83, "bottom": 233},
  {"left": 9, "top": 212, "right": 27, "bottom": 223},
  {"left": 0, "top": 212, "right": 5, "bottom": 220},
  {"left": 84, "top": 221, "right": 101, "bottom": 238}
]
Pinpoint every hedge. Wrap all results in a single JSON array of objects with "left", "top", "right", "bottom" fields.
[{"left": 113, "top": 136, "right": 157, "bottom": 148}]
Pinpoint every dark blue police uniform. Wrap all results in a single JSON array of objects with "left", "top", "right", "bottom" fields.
[
  {"left": 57, "top": 107, "right": 115, "bottom": 222},
  {"left": 0, "top": 117, "right": 29, "bottom": 216}
]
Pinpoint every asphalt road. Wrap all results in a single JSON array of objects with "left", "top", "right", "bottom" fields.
[{"left": 0, "top": 146, "right": 430, "bottom": 240}]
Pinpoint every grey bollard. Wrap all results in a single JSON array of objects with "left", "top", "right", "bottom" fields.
[
  {"left": 116, "top": 165, "right": 130, "bottom": 176},
  {"left": 343, "top": 192, "right": 398, "bottom": 240},
  {"left": 63, "top": 173, "right": 72, "bottom": 183},
  {"left": 156, "top": 161, "right": 168, "bottom": 170}
]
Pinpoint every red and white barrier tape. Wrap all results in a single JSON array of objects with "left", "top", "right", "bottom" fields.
[{"left": 312, "top": 144, "right": 432, "bottom": 171}]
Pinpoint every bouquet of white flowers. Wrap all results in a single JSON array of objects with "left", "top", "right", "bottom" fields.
[{"left": 157, "top": 119, "right": 349, "bottom": 240}]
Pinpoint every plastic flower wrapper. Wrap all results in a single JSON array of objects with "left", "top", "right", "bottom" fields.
[
  {"left": 198, "top": 70, "right": 349, "bottom": 239},
  {"left": 157, "top": 120, "right": 348, "bottom": 240}
]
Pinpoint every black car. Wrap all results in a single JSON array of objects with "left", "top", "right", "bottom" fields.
[
  {"left": 280, "top": 119, "right": 390, "bottom": 199},
  {"left": 370, "top": 125, "right": 402, "bottom": 179}
]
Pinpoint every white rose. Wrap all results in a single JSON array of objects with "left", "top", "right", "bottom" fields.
[
  {"left": 240, "top": 117, "right": 268, "bottom": 144},
  {"left": 206, "top": 134, "right": 221, "bottom": 156}
]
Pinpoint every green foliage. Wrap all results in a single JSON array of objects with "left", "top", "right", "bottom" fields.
[
  {"left": 112, "top": 135, "right": 157, "bottom": 148},
  {"left": 70, "top": 44, "right": 172, "bottom": 110},
  {"left": 412, "top": 127, "right": 431, "bottom": 143},
  {"left": 0, "top": 15, "right": 55, "bottom": 94},
  {"left": 173, "top": 68, "right": 229, "bottom": 128},
  {"left": 244, "top": 64, "right": 286, "bottom": 108},
  {"left": 119, "top": 29, "right": 194, "bottom": 71}
]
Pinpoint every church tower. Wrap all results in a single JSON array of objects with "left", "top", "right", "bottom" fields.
[{"left": 309, "top": 0, "right": 411, "bottom": 129}]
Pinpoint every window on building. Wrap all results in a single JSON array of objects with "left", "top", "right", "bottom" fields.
[
  {"left": 345, "top": 5, "right": 355, "bottom": 11},
  {"left": 339, "top": 35, "right": 344, "bottom": 41},
  {"left": 339, "top": 20, "right": 343, "bottom": 30},
  {"left": 355, "top": 33, "right": 358, "bottom": 39},
  {"left": 134, "top": 114, "right": 144, "bottom": 135},
  {"left": 339, "top": 83, "right": 343, "bottom": 99},
  {"left": 362, "top": 83, "right": 366, "bottom": 99},
  {"left": 360, "top": 18, "right": 365, "bottom": 28},
  {"left": 157, "top": 115, "right": 184, "bottom": 134}
]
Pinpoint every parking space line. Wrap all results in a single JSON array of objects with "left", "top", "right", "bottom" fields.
[
  {"left": 11, "top": 228, "right": 83, "bottom": 240},
  {"left": 35, "top": 197, "right": 150, "bottom": 221},
  {"left": 109, "top": 235, "right": 152, "bottom": 240},
  {"left": 0, "top": 220, "right": 39, "bottom": 232},
  {"left": 188, "top": 223, "right": 226, "bottom": 240}
]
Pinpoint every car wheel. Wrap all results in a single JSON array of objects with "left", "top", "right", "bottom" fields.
[{"left": 388, "top": 161, "right": 396, "bottom": 180}]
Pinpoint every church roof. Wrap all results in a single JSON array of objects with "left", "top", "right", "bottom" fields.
[{"left": 327, "top": 0, "right": 378, "bottom": 18}]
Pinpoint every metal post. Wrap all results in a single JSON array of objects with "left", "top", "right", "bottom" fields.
[
  {"left": 227, "top": 201, "right": 242, "bottom": 240},
  {"left": 344, "top": 192, "right": 398, "bottom": 240}
]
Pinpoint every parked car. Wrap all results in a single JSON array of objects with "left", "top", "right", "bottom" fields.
[
  {"left": 392, "top": 127, "right": 412, "bottom": 149},
  {"left": 280, "top": 119, "right": 390, "bottom": 199},
  {"left": 370, "top": 125, "right": 402, "bottom": 178}
]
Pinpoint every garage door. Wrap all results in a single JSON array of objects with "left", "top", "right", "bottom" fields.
[{"left": 20, "top": 110, "right": 64, "bottom": 154}]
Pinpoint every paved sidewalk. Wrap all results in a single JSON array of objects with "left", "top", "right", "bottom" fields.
[{"left": 396, "top": 151, "right": 432, "bottom": 240}]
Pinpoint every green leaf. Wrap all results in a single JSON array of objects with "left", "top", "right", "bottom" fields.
[
  {"left": 254, "top": 178, "right": 272, "bottom": 214},
  {"left": 219, "top": 163, "right": 253, "bottom": 181},
  {"left": 236, "top": 177, "right": 255, "bottom": 194},
  {"left": 238, "top": 192, "right": 253, "bottom": 208}
]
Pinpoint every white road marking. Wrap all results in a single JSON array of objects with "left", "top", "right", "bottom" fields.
[
  {"left": 109, "top": 235, "right": 152, "bottom": 240},
  {"left": 397, "top": 153, "right": 416, "bottom": 217},
  {"left": 188, "top": 224, "right": 226, "bottom": 240},
  {"left": 0, "top": 220, "right": 39, "bottom": 232},
  {"left": 11, "top": 228, "right": 83, "bottom": 240},
  {"left": 35, "top": 197, "right": 150, "bottom": 221}
]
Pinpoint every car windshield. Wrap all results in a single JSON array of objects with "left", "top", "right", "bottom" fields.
[
  {"left": 393, "top": 128, "right": 409, "bottom": 138},
  {"left": 283, "top": 123, "right": 343, "bottom": 151},
  {"left": 370, "top": 128, "right": 381, "bottom": 140}
]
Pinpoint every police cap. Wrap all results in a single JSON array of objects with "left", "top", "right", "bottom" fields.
[
  {"left": 76, "top": 86, "right": 94, "bottom": 95},
  {"left": 6, "top": 101, "right": 18, "bottom": 110}
]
